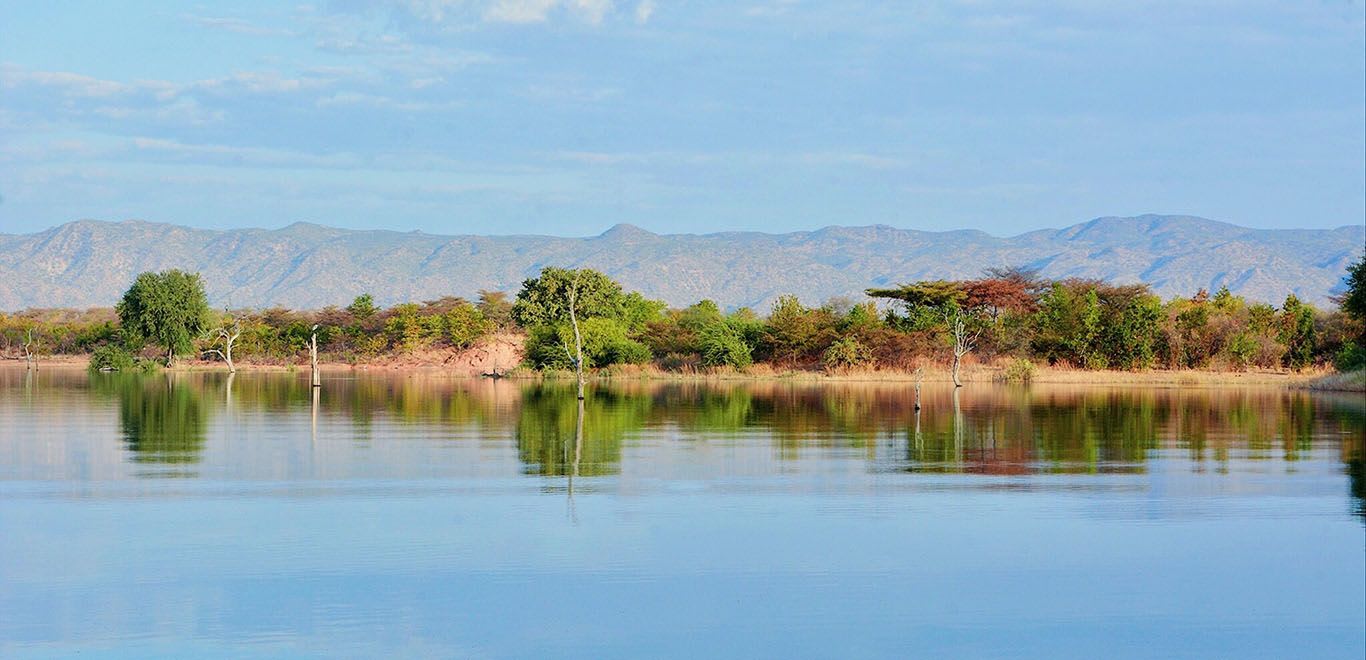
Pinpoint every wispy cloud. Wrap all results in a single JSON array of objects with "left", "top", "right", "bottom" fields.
[
  {"left": 0, "top": 65, "right": 131, "bottom": 97},
  {"left": 634, "top": 0, "right": 655, "bottom": 24},
  {"left": 550, "top": 149, "right": 908, "bottom": 169},
  {"left": 365, "top": 0, "right": 636, "bottom": 26},
  {"left": 484, "top": 0, "right": 560, "bottom": 23},
  {"left": 181, "top": 14, "right": 294, "bottom": 37},
  {"left": 315, "top": 92, "right": 465, "bottom": 112}
]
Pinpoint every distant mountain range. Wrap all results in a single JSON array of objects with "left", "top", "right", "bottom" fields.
[{"left": 0, "top": 215, "right": 1360, "bottom": 311}]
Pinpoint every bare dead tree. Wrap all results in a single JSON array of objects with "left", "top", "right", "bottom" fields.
[
  {"left": 913, "top": 365, "right": 925, "bottom": 410},
  {"left": 22, "top": 328, "right": 38, "bottom": 371},
  {"left": 310, "top": 324, "right": 321, "bottom": 388},
  {"left": 559, "top": 272, "right": 586, "bottom": 401},
  {"left": 945, "top": 309, "right": 982, "bottom": 388},
  {"left": 202, "top": 315, "right": 242, "bottom": 373}
]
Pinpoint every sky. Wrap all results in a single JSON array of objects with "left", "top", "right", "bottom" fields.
[{"left": 0, "top": 1, "right": 1362, "bottom": 237}]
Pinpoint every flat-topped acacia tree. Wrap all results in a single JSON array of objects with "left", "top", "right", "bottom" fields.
[{"left": 116, "top": 270, "right": 211, "bottom": 367}]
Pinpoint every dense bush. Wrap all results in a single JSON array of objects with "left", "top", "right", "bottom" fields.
[
  {"left": 89, "top": 345, "right": 136, "bottom": 372},
  {"left": 1336, "top": 342, "right": 1366, "bottom": 372},
  {"left": 699, "top": 321, "right": 753, "bottom": 369},
  {"left": 1000, "top": 358, "right": 1036, "bottom": 383},
  {"left": 523, "top": 318, "right": 651, "bottom": 370},
  {"left": 822, "top": 337, "right": 873, "bottom": 371}
]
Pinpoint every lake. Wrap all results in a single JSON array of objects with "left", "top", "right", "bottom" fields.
[{"left": 1, "top": 366, "right": 1362, "bottom": 659}]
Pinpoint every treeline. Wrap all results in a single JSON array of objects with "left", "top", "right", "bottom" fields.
[{"left": 2, "top": 257, "right": 1364, "bottom": 374}]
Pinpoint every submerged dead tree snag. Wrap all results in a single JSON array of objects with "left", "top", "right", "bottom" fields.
[
  {"left": 554, "top": 271, "right": 587, "bottom": 400},
  {"left": 22, "top": 328, "right": 37, "bottom": 371},
  {"left": 310, "top": 324, "right": 321, "bottom": 388},
  {"left": 568, "top": 276, "right": 586, "bottom": 400}
]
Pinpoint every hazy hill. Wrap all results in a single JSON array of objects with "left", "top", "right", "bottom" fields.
[{"left": 0, "top": 215, "right": 1360, "bottom": 310}]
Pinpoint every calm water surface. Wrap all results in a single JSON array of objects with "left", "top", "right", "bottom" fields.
[{"left": 1, "top": 366, "right": 1363, "bottom": 659}]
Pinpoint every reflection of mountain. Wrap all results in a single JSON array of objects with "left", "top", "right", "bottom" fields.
[{"left": 100, "top": 375, "right": 210, "bottom": 467}]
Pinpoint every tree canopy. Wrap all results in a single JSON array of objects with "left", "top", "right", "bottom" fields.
[
  {"left": 512, "top": 267, "right": 628, "bottom": 328},
  {"left": 116, "top": 270, "right": 211, "bottom": 364}
]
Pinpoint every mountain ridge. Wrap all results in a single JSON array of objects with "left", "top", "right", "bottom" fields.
[{"left": 0, "top": 215, "right": 1360, "bottom": 311}]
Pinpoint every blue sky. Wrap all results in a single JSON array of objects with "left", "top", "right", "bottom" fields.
[{"left": 0, "top": 1, "right": 1362, "bottom": 237}]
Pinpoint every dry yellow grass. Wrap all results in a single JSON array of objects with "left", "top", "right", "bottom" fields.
[{"left": 1298, "top": 370, "right": 1366, "bottom": 392}]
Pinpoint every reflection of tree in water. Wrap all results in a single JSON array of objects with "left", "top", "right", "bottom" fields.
[
  {"left": 98, "top": 374, "right": 210, "bottom": 468},
  {"left": 658, "top": 384, "right": 755, "bottom": 434},
  {"left": 1328, "top": 401, "right": 1365, "bottom": 519},
  {"left": 515, "top": 385, "right": 650, "bottom": 476}
]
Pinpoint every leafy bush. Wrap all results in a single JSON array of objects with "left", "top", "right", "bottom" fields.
[
  {"left": 89, "top": 345, "right": 135, "bottom": 372},
  {"left": 524, "top": 318, "right": 650, "bottom": 369},
  {"left": 822, "top": 337, "right": 873, "bottom": 371},
  {"left": 1225, "top": 331, "right": 1258, "bottom": 369},
  {"left": 88, "top": 345, "right": 159, "bottom": 373},
  {"left": 1000, "top": 358, "right": 1036, "bottom": 383},
  {"left": 699, "top": 322, "right": 753, "bottom": 368},
  {"left": 444, "top": 302, "right": 493, "bottom": 349},
  {"left": 608, "top": 337, "right": 652, "bottom": 365},
  {"left": 1335, "top": 342, "right": 1366, "bottom": 372}
]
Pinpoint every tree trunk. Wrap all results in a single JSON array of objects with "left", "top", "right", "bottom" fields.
[
  {"left": 166, "top": 346, "right": 174, "bottom": 368},
  {"left": 22, "top": 332, "right": 34, "bottom": 371},
  {"left": 310, "top": 330, "right": 321, "bottom": 388},
  {"left": 568, "top": 281, "right": 585, "bottom": 401},
  {"left": 951, "top": 352, "right": 962, "bottom": 388},
  {"left": 571, "top": 309, "right": 585, "bottom": 400}
]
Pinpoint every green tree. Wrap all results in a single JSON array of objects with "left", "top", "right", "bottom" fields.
[
  {"left": 347, "top": 293, "right": 377, "bottom": 322},
  {"left": 116, "top": 270, "right": 211, "bottom": 366},
  {"left": 1278, "top": 294, "right": 1316, "bottom": 369},
  {"left": 620, "top": 291, "right": 667, "bottom": 332},
  {"left": 512, "top": 267, "right": 625, "bottom": 328},
  {"left": 444, "top": 301, "right": 493, "bottom": 349},
  {"left": 1339, "top": 255, "right": 1366, "bottom": 345},
  {"left": 762, "top": 295, "right": 837, "bottom": 365},
  {"left": 384, "top": 303, "right": 440, "bottom": 353},
  {"left": 476, "top": 290, "right": 514, "bottom": 329},
  {"left": 699, "top": 321, "right": 753, "bottom": 368},
  {"left": 525, "top": 317, "right": 650, "bottom": 369},
  {"left": 868, "top": 280, "right": 963, "bottom": 331},
  {"left": 1105, "top": 294, "right": 1163, "bottom": 369}
]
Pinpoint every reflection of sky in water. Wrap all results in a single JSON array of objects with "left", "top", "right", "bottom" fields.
[{"left": 1, "top": 367, "right": 1363, "bottom": 658}]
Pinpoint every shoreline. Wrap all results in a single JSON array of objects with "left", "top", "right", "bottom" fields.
[{"left": 10, "top": 355, "right": 1348, "bottom": 389}]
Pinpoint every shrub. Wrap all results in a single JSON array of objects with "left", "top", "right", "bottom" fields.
[
  {"left": 1225, "top": 331, "right": 1258, "bottom": 369},
  {"left": 444, "top": 302, "right": 493, "bottom": 349},
  {"left": 1335, "top": 342, "right": 1366, "bottom": 372},
  {"left": 524, "top": 318, "right": 650, "bottom": 369},
  {"left": 1000, "top": 358, "right": 1036, "bottom": 383},
  {"left": 699, "top": 322, "right": 753, "bottom": 368},
  {"left": 89, "top": 345, "right": 135, "bottom": 372},
  {"left": 608, "top": 338, "right": 652, "bottom": 365},
  {"left": 822, "top": 337, "right": 873, "bottom": 371}
]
